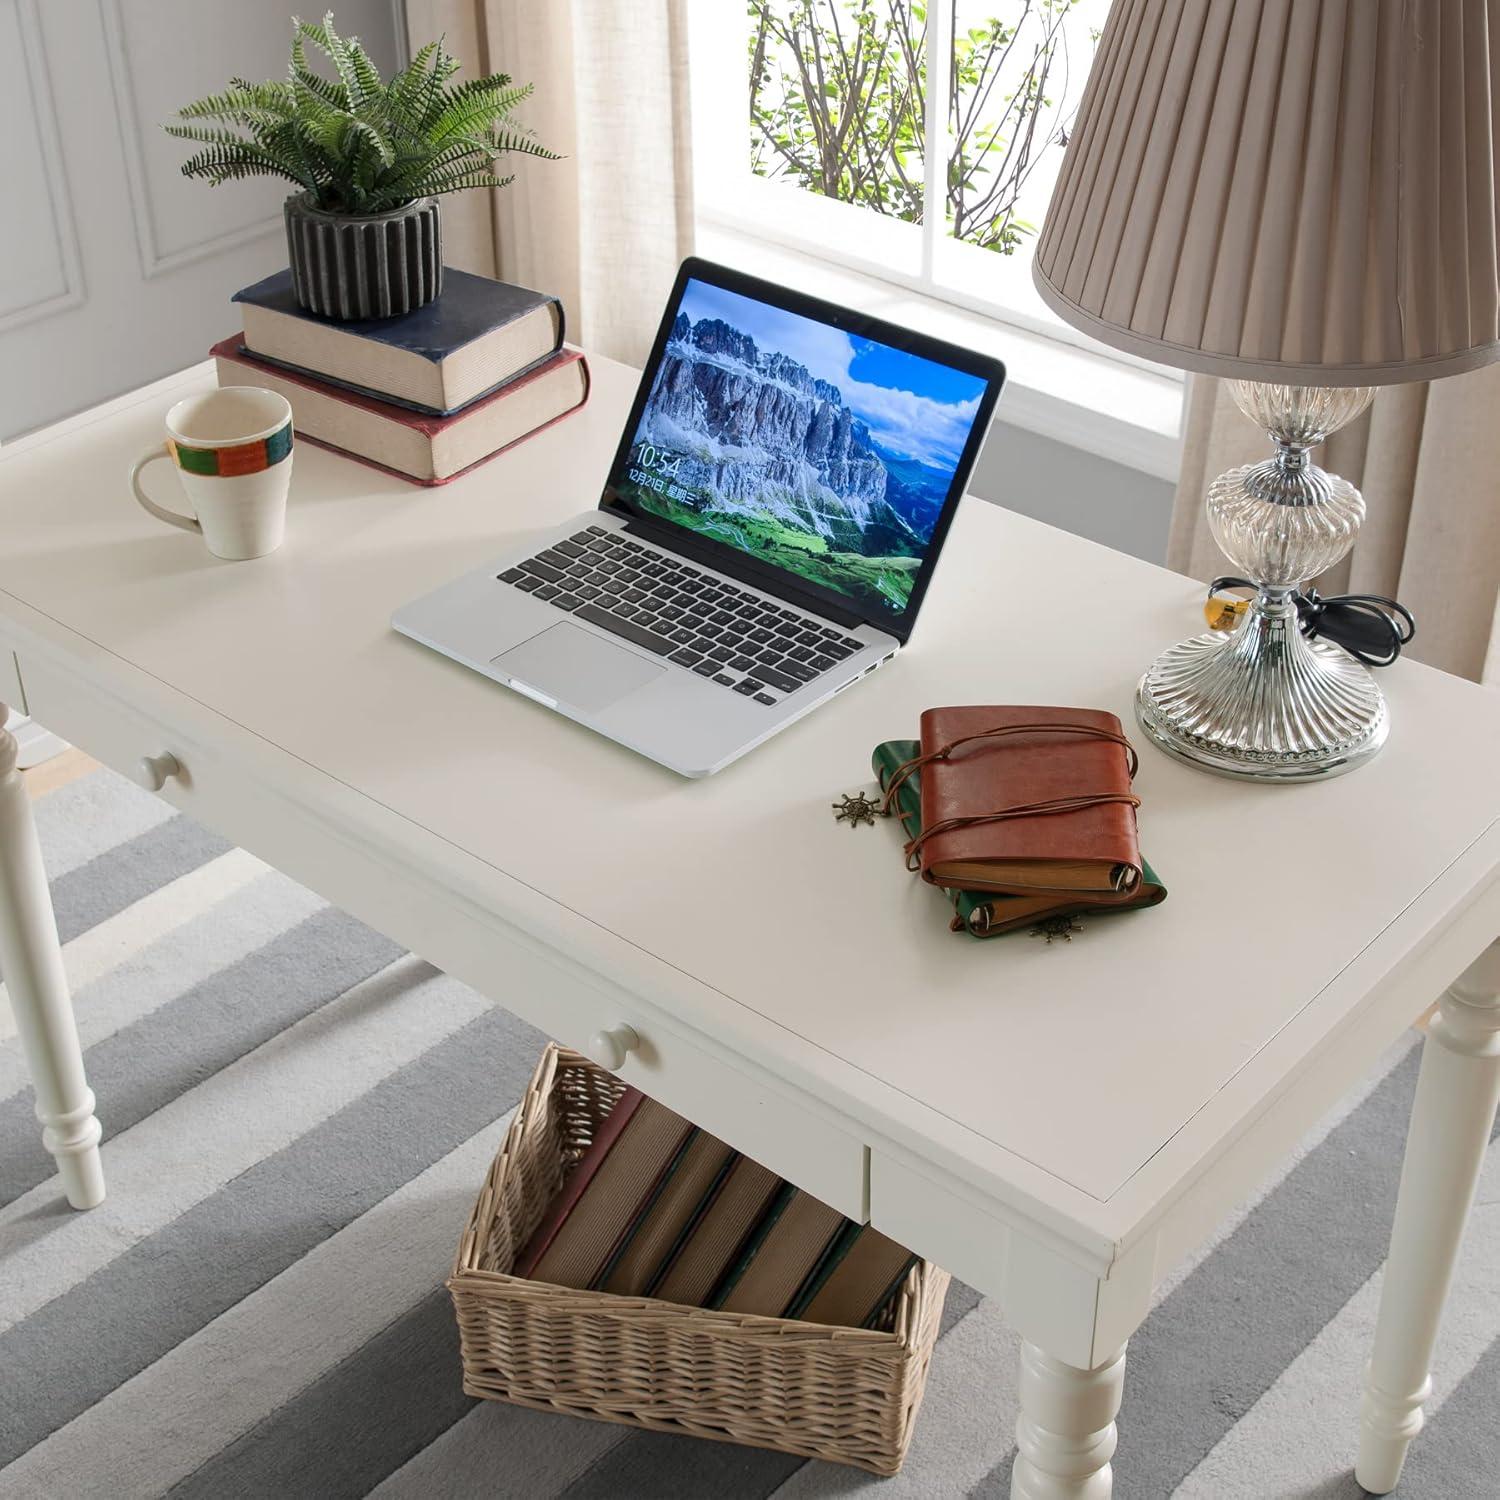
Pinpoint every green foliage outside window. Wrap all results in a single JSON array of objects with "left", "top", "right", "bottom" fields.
[{"left": 748, "top": 0, "right": 1094, "bottom": 255}]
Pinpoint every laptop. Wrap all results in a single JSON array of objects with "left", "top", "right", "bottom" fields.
[{"left": 392, "top": 258, "right": 1005, "bottom": 777}]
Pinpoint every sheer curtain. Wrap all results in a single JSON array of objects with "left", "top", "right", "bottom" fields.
[
  {"left": 404, "top": 0, "right": 694, "bottom": 366},
  {"left": 1170, "top": 368, "right": 1500, "bottom": 685}
]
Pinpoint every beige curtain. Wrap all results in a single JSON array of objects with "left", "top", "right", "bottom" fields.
[
  {"left": 404, "top": 0, "right": 694, "bottom": 367},
  {"left": 1169, "top": 370, "right": 1500, "bottom": 685}
]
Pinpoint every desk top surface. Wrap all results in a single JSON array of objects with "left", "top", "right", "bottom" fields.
[{"left": 4, "top": 358, "right": 1499, "bottom": 1245}]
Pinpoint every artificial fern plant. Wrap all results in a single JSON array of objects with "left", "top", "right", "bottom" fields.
[{"left": 165, "top": 13, "right": 555, "bottom": 215}]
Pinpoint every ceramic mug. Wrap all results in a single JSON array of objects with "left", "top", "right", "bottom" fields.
[{"left": 130, "top": 387, "right": 294, "bottom": 560}]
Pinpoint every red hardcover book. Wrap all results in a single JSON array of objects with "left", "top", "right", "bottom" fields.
[
  {"left": 210, "top": 336, "right": 590, "bottom": 487},
  {"left": 512, "top": 1089, "right": 697, "bottom": 1289},
  {"left": 514, "top": 1087, "right": 641, "bottom": 1280}
]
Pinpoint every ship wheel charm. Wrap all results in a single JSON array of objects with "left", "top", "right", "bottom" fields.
[
  {"left": 1030, "top": 915, "right": 1083, "bottom": 944},
  {"left": 832, "top": 791, "right": 882, "bottom": 828}
]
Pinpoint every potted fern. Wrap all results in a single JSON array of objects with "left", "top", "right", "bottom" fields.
[{"left": 166, "top": 14, "right": 556, "bottom": 321}]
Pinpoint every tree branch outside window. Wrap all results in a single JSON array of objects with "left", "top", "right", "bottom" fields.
[{"left": 748, "top": 0, "right": 1096, "bottom": 256}]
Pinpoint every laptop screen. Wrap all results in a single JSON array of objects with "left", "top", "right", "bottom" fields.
[{"left": 605, "top": 271, "right": 998, "bottom": 630}]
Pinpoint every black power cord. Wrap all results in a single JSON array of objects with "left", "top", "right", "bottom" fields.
[{"left": 1208, "top": 577, "right": 1416, "bottom": 667}]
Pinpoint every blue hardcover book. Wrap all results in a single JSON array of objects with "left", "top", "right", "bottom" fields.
[{"left": 232, "top": 268, "right": 565, "bottom": 417}]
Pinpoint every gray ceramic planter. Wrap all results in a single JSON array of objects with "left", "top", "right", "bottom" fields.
[{"left": 283, "top": 193, "right": 442, "bottom": 321}]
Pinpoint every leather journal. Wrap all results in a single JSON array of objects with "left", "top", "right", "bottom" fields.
[
  {"left": 873, "top": 715, "right": 1165, "bottom": 937},
  {"left": 912, "top": 706, "right": 1143, "bottom": 895}
]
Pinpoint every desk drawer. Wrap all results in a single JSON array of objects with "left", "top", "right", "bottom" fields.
[
  {"left": 15, "top": 650, "right": 869, "bottom": 1219},
  {"left": 428, "top": 950, "right": 867, "bottom": 1218},
  {"left": 18, "top": 652, "right": 230, "bottom": 826}
]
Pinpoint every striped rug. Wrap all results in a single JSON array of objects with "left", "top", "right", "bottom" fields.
[{"left": 2, "top": 765, "right": 1497, "bottom": 1499}]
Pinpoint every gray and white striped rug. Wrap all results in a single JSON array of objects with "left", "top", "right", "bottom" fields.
[{"left": 2, "top": 764, "right": 1497, "bottom": 1499}]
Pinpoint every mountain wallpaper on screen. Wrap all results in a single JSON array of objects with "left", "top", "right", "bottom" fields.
[{"left": 612, "top": 305, "right": 966, "bottom": 617}]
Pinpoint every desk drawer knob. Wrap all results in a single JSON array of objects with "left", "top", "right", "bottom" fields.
[
  {"left": 587, "top": 1023, "right": 640, "bottom": 1071},
  {"left": 134, "top": 752, "right": 181, "bottom": 792}
]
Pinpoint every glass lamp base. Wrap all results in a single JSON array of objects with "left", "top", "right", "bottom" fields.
[
  {"left": 1135, "top": 600, "right": 1388, "bottom": 782},
  {"left": 1144, "top": 379, "right": 1389, "bottom": 782}
]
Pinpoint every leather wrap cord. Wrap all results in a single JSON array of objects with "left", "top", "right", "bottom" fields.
[{"left": 876, "top": 722, "right": 1141, "bottom": 873}]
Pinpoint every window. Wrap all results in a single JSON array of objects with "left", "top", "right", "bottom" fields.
[{"left": 691, "top": 1, "right": 1112, "bottom": 355}]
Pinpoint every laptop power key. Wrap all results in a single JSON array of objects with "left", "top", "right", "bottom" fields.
[{"left": 573, "top": 603, "right": 676, "bottom": 656}]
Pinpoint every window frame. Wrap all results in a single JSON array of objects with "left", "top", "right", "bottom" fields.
[{"left": 689, "top": 1, "right": 1183, "bottom": 393}]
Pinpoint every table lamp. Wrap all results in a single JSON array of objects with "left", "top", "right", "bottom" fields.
[{"left": 1032, "top": 0, "right": 1500, "bottom": 781}]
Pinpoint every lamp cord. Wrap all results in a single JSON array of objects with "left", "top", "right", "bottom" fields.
[{"left": 1209, "top": 577, "right": 1416, "bottom": 667}]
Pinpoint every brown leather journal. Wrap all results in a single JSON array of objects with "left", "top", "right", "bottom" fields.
[{"left": 914, "top": 706, "right": 1143, "bottom": 897}]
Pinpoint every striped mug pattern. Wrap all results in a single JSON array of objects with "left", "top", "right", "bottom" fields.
[{"left": 131, "top": 386, "right": 294, "bottom": 560}]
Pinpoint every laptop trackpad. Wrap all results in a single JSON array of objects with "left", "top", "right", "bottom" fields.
[{"left": 492, "top": 622, "right": 666, "bottom": 713}]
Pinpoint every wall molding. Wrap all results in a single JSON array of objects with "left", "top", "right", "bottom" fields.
[
  {"left": 389, "top": 0, "right": 410, "bottom": 68},
  {"left": 98, "top": 0, "right": 281, "bottom": 282},
  {"left": 0, "top": 0, "right": 85, "bottom": 334}
]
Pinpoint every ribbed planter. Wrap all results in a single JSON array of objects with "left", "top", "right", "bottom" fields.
[{"left": 283, "top": 194, "right": 442, "bottom": 321}]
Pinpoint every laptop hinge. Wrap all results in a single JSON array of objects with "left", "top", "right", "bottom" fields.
[{"left": 616, "top": 512, "right": 872, "bottom": 632}]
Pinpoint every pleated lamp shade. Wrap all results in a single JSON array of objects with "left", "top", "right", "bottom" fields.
[{"left": 1033, "top": 0, "right": 1500, "bottom": 386}]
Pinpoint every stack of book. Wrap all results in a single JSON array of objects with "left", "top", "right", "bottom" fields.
[
  {"left": 515, "top": 1088, "right": 919, "bottom": 1329},
  {"left": 214, "top": 267, "right": 590, "bottom": 485},
  {"left": 874, "top": 706, "right": 1167, "bottom": 938}
]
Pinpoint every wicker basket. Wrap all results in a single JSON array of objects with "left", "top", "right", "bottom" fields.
[{"left": 448, "top": 1044, "right": 950, "bottom": 1475}]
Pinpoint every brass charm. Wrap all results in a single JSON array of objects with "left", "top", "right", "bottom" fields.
[
  {"left": 1205, "top": 590, "right": 1251, "bottom": 632},
  {"left": 832, "top": 791, "right": 882, "bottom": 828},
  {"left": 1030, "top": 915, "right": 1083, "bottom": 944}
]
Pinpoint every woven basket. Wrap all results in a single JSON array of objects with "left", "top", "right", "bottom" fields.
[{"left": 448, "top": 1044, "right": 950, "bottom": 1475}]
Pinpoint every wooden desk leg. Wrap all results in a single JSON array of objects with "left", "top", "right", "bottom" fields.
[
  {"left": 0, "top": 707, "right": 104, "bottom": 1209},
  {"left": 1011, "top": 1341, "right": 1126, "bottom": 1499},
  {"left": 1356, "top": 940, "right": 1500, "bottom": 1492}
]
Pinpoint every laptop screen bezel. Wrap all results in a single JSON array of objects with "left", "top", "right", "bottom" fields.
[{"left": 597, "top": 257, "right": 1006, "bottom": 645}]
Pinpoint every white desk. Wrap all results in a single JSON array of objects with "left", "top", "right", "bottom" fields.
[{"left": 2, "top": 358, "right": 1498, "bottom": 1498}]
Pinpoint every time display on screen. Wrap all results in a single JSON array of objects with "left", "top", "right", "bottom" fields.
[
  {"left": 626, "top": 442, "right": 695, "bottom": 505},
  {"left": 635, "top": 443, "right": 682, "bottom": 477}
]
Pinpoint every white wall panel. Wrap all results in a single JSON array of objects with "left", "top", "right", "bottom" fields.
[
  {"left": 0, "top": 0, "right": 82, "bottom": 328},
  {"left": 0, "top": 0, "right": 400, "bottom": 438},
  {"left": 105, "top": 0, "right": 399, "bottom": 278}
]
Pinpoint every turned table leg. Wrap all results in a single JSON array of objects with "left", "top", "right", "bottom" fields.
[
  {"left": 1011, "top": 1341, "right": 1126, "bottom": 1500},
  {"left": 0, "top": 705, "right": 103, "bottom": 1209},
  {"left": 1356, "top": 941, "right": 1500, "bottom": 1492}
]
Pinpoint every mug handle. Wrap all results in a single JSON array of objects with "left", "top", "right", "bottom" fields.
[{"left": 130, "top": 446, "right": 202, "bottom": 534}]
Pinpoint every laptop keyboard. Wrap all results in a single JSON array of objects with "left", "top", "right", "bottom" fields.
[{"left": 497, "top": 525, "right": 864, "bottom": 705}]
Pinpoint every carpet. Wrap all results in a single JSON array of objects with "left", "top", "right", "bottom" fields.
[{"left": 1, "top": 765, "right": 1497, "bottom": 1499}]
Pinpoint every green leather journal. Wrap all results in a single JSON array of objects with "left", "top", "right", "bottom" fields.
[{"left": 873, "top": 739, "right": 1166, "bottom": 937}]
